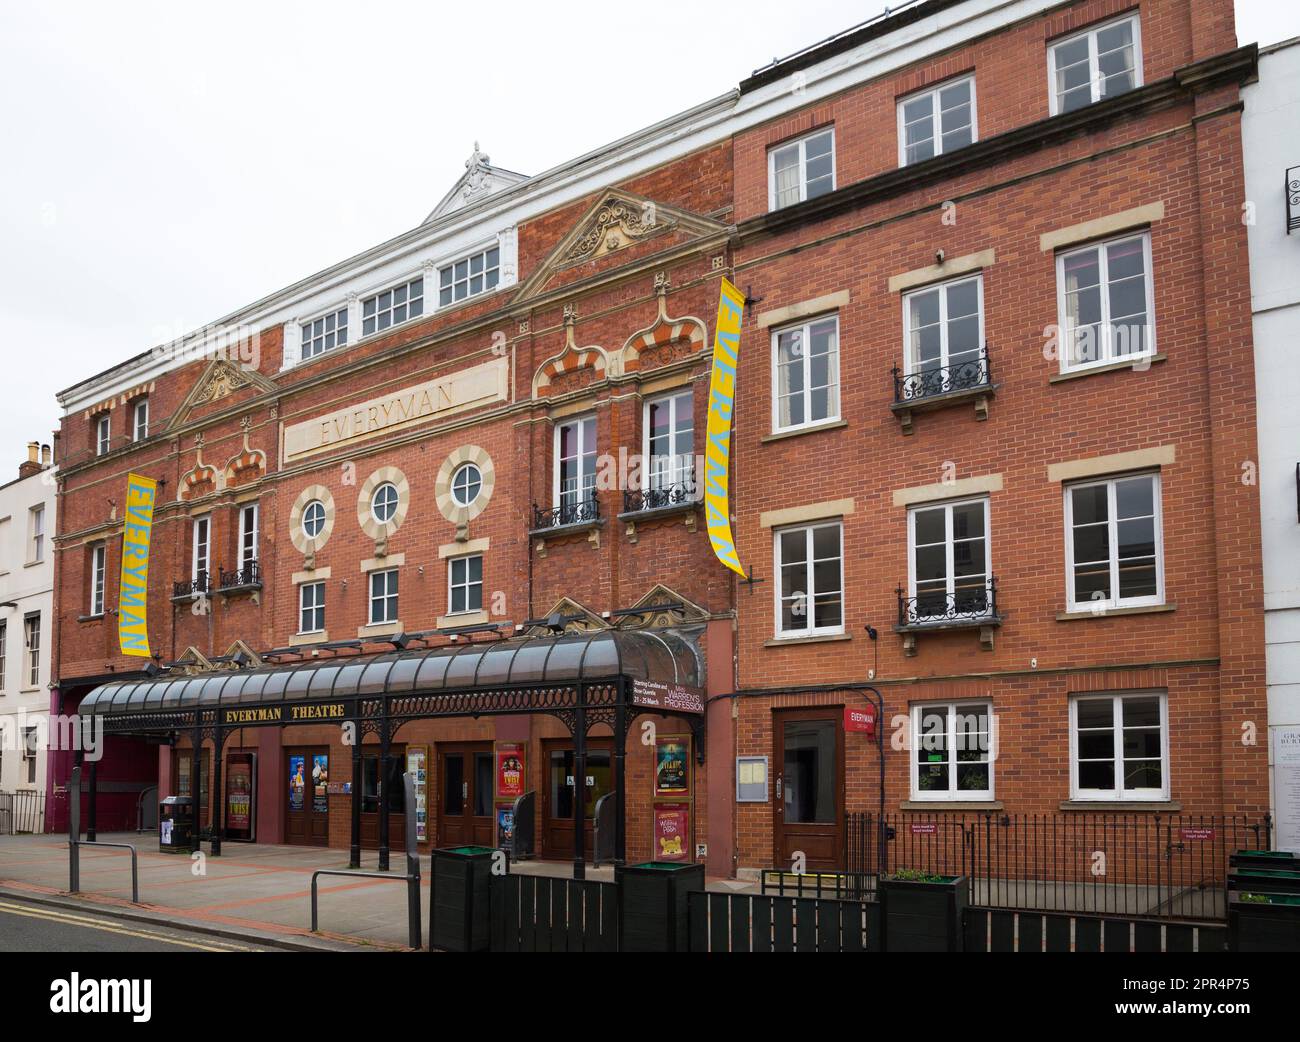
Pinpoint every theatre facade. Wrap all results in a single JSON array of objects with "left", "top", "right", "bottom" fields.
[{"left": 50, "top": 0, "right": 1275, "bottom": 878}]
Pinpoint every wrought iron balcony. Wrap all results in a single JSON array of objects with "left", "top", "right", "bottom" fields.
[
  {"left": 897, "top": 576, "right": 998, "bottom": 629},
  {"left": 531, "top": 495, "right": 600, "bottom": 531},
  {"left": 219, "top": 560, "right": 262, "bottom": 592},
  {"left": 1289, "top": 165, "right": 1300, "bottom": 234},
  {"left": 622, "top": 479, "right": 699, "bottom": 514},
  {"left": 893, "top": 347, "right": 992, "bottom": 404},
  {"left": 172, "top": 571, "right": 211, "bottom": 600}
]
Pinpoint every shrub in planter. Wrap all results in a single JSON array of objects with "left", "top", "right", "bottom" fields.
[
  {"left": 1229, "top": 890, "right": 1300, "bottom": 953},
  {"left": 881, "top": 870, "right": 968, "bottom": 952}
]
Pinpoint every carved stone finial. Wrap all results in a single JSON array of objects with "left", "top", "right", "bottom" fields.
[
  {"left": 654, "top": 271, "right": 670, "bottom": 293},
  {"left": 563, "top": 303, "right": 577, "bottom": 325}
]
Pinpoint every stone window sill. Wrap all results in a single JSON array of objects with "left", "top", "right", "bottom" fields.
[
  {"left": 77, "top": 613, "right": 105, "bottom": 624},
  {"left": 1058, "top": 800, "right": 1181, "bottom": 812},
  {"left": 1049, "top": 353, "right": 1166, "bottom": 383},
  {"left": 899, "top": 800, "right": 1004, "bottom": 812},
  {"left": 764, "top": 632, "right": 851, "bottom": 648},
  {"left": 760, "top": 419, "right": 848, "bottom": 444},
  {"left": 1056, "top": 603, "right": 1175, "bottom": 622}
]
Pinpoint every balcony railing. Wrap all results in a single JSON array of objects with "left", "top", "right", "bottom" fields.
[
  {"left": 893, "top": 346, "right": 991, "bottom": 404},
  {"left": 532, "top": 495, "right": 600, "bottom": 531},
  {"left": 172, "top": 571, "right": 211, "bottom": 600},
  {"left": 622, "top": 479, "right": 699, "bottom": 514},
  {"left": 1288, "top": 165, "right": 1300, "bottom": 234},
  {"left": 897, "top": 576, "right": 998, "bottom": 628},
  {"left": 219, "top": 560, "right": 262, "bottom": 591}
]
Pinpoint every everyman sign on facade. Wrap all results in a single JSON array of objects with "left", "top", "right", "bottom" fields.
[{"left": 118, "top": 474, "right": 158, "bottom": 658}]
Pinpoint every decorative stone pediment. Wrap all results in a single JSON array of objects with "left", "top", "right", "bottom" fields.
[
  {"left": 513, "top": 188, "right": 729, "bottom": 303},
  {"left": 615, "top": 584, "right": 710, "bottom": 630},
  {"left": 525, "top": 597, "right": 609, "bottom": 635},
  {"left": 424, "top": 144, "right": 529, "bottom": 223},
  {"left": 168, "top": 647, "right": 215, "bottom": 675},
  {"left": 167, "top": 357, "right": 278, "bottom": 433}
]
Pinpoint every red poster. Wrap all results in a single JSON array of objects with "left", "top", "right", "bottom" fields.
[
  {"left": 496, "top": 743, "right": 526, "bottom": 801},
  {"left": 654, "top": 803, "right": 690, "bottom": 862},
  {"left": 844, "top": 705, "right": 876, "bottom": 736},
  {"left": 910, "top": 822, "right": 938, "bottom": 835},
  {"left": 1180, "top": 827, "right": 1215, "bottom": 842}
]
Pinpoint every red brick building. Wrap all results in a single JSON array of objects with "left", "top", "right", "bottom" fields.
[{"left": 50, "top": 0, "right": 1267, "bottom": 884}]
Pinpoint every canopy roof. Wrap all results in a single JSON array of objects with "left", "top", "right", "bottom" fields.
[{"left": 80, "top": 629, "right": 701, "bottom": 718}]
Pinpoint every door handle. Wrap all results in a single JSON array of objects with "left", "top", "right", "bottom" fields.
[
  {"left": 462, "top": 782, "right": 469, "bottom": 800},
  {"left": 776, "top": 775, "right": 783, "bottom": 807}
]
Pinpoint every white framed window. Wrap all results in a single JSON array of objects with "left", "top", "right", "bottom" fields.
[
  {"left": 96, "top": 415, "right": 111, "bottom": 456},
  {"left": 438, "top": 246, "right": 500, "bottom": 307},
  {"left": 1065, "top": 472, "right": 1163, "bottom": 611},
  {"left": 450, "top": 463, "right": 483, "bottom": 508},
  {"left": 898, "top": 76, "right": 976, "bottom": 166},
  {"left": 907, "top": 497, "right": 992, "bottom": 623},
  {"left": 361, "top": 276, "right": 424, "bottom": 337},
  {"left": 554, "top": 417, "right": 597, "bottom": 512},
  {"left": 772, "top": 314, "right": 839, "bottom": 433},
  {"left": 643, "top": 391, "right": 695, "bottom": 495},
  {"left": 90, "top": 543, "right": 107, "bottom": 616},
  {"left": 1056, "top": 231, "right": 1154, "bottom": 371},
  {"left": 911, "top": 701, "right": 994, "bottom": 800},
  {"left": 192, "top": 515, "right": 211, "bottom": 585},
  {"left": 370, "top": 483, "right": 400, "bottom": 525},
  {"left": 774, "top": 521, "right": 844, "bottom": 638},
  {"left": 1070, "top": 691, "right": 1168, "bottom": 801},
  {"left": 132, "top": 399, "right": 149, "bottom": 442},
  {"left": 28, "top": 506, "right": 45, "bottom": 564},
  {"left": 369, "top": 569, "right": 399, "bottom": 626},
  {"left": 300, "top": 306, "right": 349, "bottom": 361},
  {"left": 0, "top": 620, "right": 8, "bottom": 692},
  {"left": 238, "top": 503, "right": 259, "bottom": 567},
  {"left": 768, "top": 128, "right": 835, "bottom": 211},
  {"left": 299, "top": 581, "right": 326, "bottom": 635},
  {"left": 23, "top": 613, "right": 40, "bottom": 688},
  {"left": 448, "top": 554, "right": 483, "bottom": 616},
  {"left": 302, "top": 500, "right": 326, "bottom": 540},
  {"left": 1049, "top": 14, "right": 1142, "bottom": 115},
  {"left": 903, "top": 274, "right": 984, "bottom": 381}
]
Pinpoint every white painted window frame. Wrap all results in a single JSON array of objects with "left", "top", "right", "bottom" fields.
[
  {"left": 896, "top": 75, "right": 978, "bottom": 167},
  {"left": 1055, "top": 230, "right": 1156, "bottom": 373},
  {"left": 192, "top": 515, "right": 211, "bottom": 584},
  {"left": 436, "top": 242, "right": 501, "bottom": 309},
  {"left": 96, "top": 415, "right": 111, "bottom": 457},
  {"left": 641, "top": 390, "right": 695, "bottom": 493},
  {"left": 299, "top": 581, "right": 326, "bottom": 635},
  {"left": 909, "top": 700, "right": 995, "bottom": 801},
  {"left": 767, "top": 127, "right": 836, "bottom": 211},
  {"left": 360, "top": 274, "right": 425, "bottom": 339},
  {"left": 132, "top": 399, "right": 149, "bottom": 442},
  {"left": 553, "top": 415, "right": 597, "bottom": 511},
  {"left": 299, "top": 305, "right": 350, "bottom": 362},
  {"left": 90, "top": 543, "right": 107, "bottom": 616},
  {"left": 770, "top": 314, "right": 841, "bottom": 435},
  {"left": 447, "top": 553, "right": 484, "bottom": 617},
  {"left": 773, "top": 519, "right": 845, "bottom": 639},
  {"left": 901, "top": 273, "right": 985, "bottom": 377},
  {"left": 238, "top": 502, "right": 260, "bottom": 567},
  {"left": 1047, "top": 14, "right": 1143, "bottom": 116},
  {"left": 1069, "top": 691, "right": 1169, "bottom": 801},
  {"left": 906, "top": 495, "right": 993, "bottom": 617},
  {"left": 369, "top": 568, "right": 400, "bottom": 626},
  {"left": 1063, "top": 471, "right": 1164, "bottom": 612}
]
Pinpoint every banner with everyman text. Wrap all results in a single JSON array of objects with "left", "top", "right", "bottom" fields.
[
  {"left": 118, "top": 473, "right": 158, "bottom": 658},
  {"left": 704, "top": 279, "right": 747, "bottom": 577}
]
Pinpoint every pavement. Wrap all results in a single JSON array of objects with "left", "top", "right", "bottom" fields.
[{"left": 0, "top": 832, "right": 756, "bottom": 951}]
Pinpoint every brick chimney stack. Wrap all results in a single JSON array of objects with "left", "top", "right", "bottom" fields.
[{"left": 18, "top": 441, "right": 41, "bottom": 480}]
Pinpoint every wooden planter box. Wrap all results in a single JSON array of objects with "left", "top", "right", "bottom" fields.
[
  {"left": 882, "top": 875, "right": 968, "bottom": 952},
  {"left": 616, "top": 862, "right": 705, "bottom": 952},
  {"left": 1228, "top": 869, "right": 1300, "bottom": 895},
  {"left": 1230, "top": 850, "right": 1299, "bottom": 872},
  {"left": 1229, "top": 890, "right": 1300, "bottom": 952},
  {"left": 430, "top": 846, "right": 496, "bottom": 952}
]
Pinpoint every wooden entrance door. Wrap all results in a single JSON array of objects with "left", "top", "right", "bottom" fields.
[
  {"left": 774, "top": 710, "right": 844, "bottom": 871},
  {"left": 285, "top": 747, "right": 330, "bottom": 847},
  {"left": 438, "top": 744, "right": 494, "bottom": 848},
  {"left": 175, "top": 749, "right": 211, "bottom": 830},
  {"left": 360, "top": 746, "right": 407, "bottom": 851},
  {"left": 542, "top": 739, "right": 613, "bottom": 861}
]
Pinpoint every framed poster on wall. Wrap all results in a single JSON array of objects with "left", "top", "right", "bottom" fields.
[
  {"left": 653, "top": 803, "right": 691, "bottom": 862},
  {"left": 225, "top": 753, "right": 256, "bottom": 842},
  {"left": 496, "top": 743, "right": 526, "bottom": 801},
  {"left": 406, "top": 746, "right": 429, "bottom": 843},
  {"left": 654, "top": 735, "right": 692, "bottom": 799}
]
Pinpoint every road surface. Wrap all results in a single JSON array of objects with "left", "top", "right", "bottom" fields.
[{"left": 0, "top": 896, "right": 267, "bottom": 952}]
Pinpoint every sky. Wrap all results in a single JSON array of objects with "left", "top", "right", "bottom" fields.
[{"left": 0, "top": 0, "right": 1296, "bottom": 467}]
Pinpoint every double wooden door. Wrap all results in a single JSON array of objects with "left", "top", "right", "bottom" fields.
[
  {"left": 438, "top": 744, "right": 494, "bottom": 847},
  {"left": 286, "top": 747, "right": 330, "bottom": 847},
  {"left": 542, "top": 738, "right": 613, "bottom": 861}
]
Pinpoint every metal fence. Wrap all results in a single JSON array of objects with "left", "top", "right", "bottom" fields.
[
  {"left": 845, "top": 811, "right": 1271, "bottom": 922},
  {"left": 0, "top": 790, "right": 46, "bottom": 835}
]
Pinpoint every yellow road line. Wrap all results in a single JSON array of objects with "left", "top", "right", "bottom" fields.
[{"left": 0, "top": 901, "right": 257, "bottom": 952}]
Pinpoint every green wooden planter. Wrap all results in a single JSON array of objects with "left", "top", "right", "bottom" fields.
[
  {"left": 1230, "top": 850, "right": 1299, "bottom": 871},
  {"left": 616, "top": 862, "right": 705, "bottom": 952},
  {"left": 1228, "top": 868, "right": 1300, "bottom": 895},
  {"left": 1229, "top": 890, "right": 1300, "bottom": 953},
  {"left": 881, "top": 874, "right": 968, "bottom": 952},
  {"left": 430, "top": 846, "right": 496, "bottom": 952}
]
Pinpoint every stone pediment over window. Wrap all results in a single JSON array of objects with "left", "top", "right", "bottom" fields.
[
  {"left": 524, "top": 597, "right": 609, "bottom": 635},
  {"left": 614, "top": 584, "right": 710, "bottom": 630},
  {"left": 424, "top": 144, "right": 529, "bottom": 223},
  {"left": 513, "top": 187, "right": 730, "bottom": 303},
  {"left": 167, "top": 357, "right": 278, "bottom": 433}
]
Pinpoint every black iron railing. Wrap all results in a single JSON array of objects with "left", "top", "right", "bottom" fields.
[
  {"left": 897, "top": 577, "right": 997, "bottom": 627},
  {"left": 893, "top": 346, "right": 991, "bottom": 403},
  {"left": 1288, "top": 165, "right": 1300, "bottom": 234},
  {"left": 532, "top": 495, "right": 600, "bottom": 530},
  {"left": 219, "top": 560, "right": 262, "bottom": 591},
  {"left": 845, "top": 811, "right": 1273, "bottom": 923},
  {"left": 622, "top": 479, "right": 698, "bottom": 513},
  {"left": 172, "top": 571, "right": 210, "bottom": 599}
]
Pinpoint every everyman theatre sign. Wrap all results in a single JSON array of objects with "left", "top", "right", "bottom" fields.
[
  {"left": 706, "top": 279, "right": 747, "bottom": 577},
  {"left": 118, "top": 474, "right": 158, "bottom": 658}
]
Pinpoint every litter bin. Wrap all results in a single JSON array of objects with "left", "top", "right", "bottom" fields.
[
  {"left": 159, "top": 796, "right": 193, "bottom": 853},
  {"left": 616, "top": 862, "right": 706, "bottom": 952},
  {"left": 429, "top": 846, "right": 496, "bottom": 952}
]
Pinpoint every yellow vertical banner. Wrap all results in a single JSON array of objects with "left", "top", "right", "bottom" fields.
[
  {"left": 704, "top": 279, "right": 747, "bottom": 577},
  {"left": 118, "top": 473, "right": 158, "bottom": 658}
]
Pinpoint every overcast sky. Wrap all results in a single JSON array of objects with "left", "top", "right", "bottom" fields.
[{"left": 1, "top": 0, "right": 1295, "bottom": 467}]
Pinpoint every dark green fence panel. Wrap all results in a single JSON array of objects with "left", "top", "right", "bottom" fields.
[
  {"left": 1103, "top": 920, "right": 1130, "bottom": 952},
  {"left": 990, "top": 910, "right": 1015, "bottom": 951},
  {"left": 686, "top": 891, "right": 875, "bottom": 952},
  {"left": 1134, "top": 921, "right": 1161, "bottom": 952},
  {"left": 1045, "top": 914, "right": 1072, "bottom": 951},
  {"left": 1075, "top": 917, "right": 1102, "bottom": 951},
  {"left": 1018, "top": 912, "right": 1043, "bottom": 953},
  {"left": 964, "top": 907, "right": 989, "bottom": 951},
  {"left": 489, "top": 874, "right": 619, "bottom": 952}
]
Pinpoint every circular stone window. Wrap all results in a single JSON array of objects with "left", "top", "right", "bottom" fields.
[
  {"left": 302, "top": 500, "right": 326, "bottom": 540},
  {"left": 450, "top": 462, "right": 483, "bottom": 507},
  {"left": 371, "top": 482, "right": 400, "bottom": 525}
]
